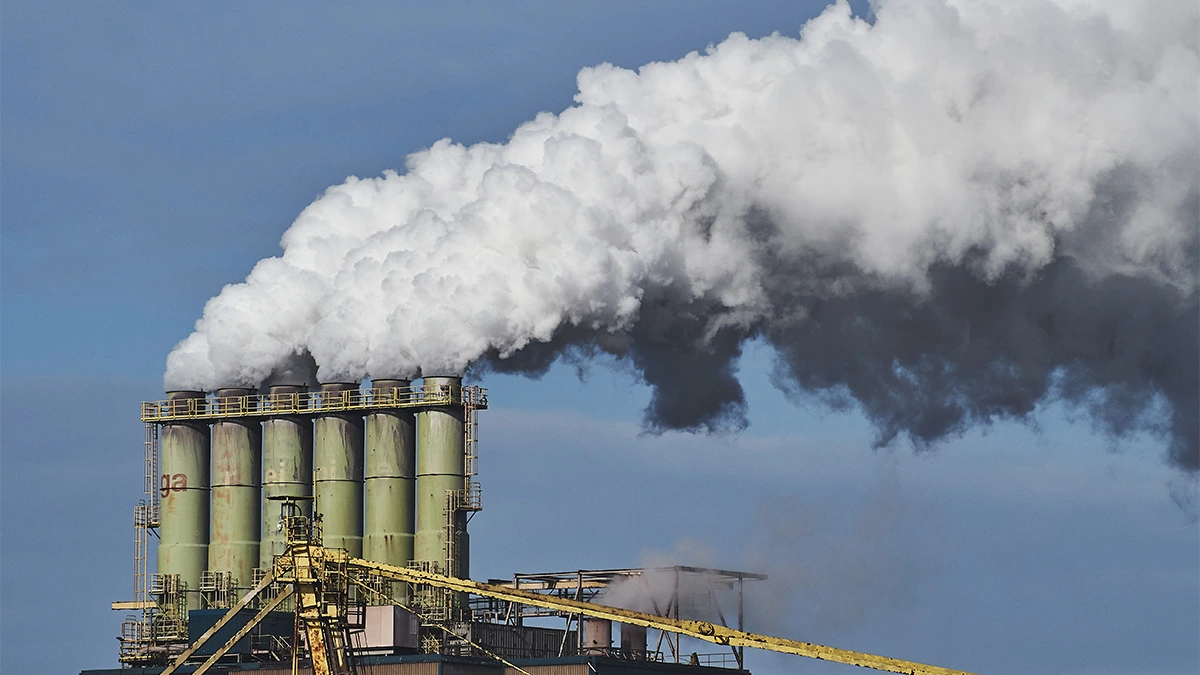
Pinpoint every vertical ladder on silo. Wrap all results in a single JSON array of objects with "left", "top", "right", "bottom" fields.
[
  {"left": 441, "top": 387, "right": 484, "bottom": 613},
  {"left": 119, "top": 501, "right": 152, "bottom": 662},
  {"left": 144, "top": 423, "right": 160, "bottom": 527},
  {"left": 125, "top": 423, "right": 160, "bottom": 662},
  {"left": 463, "top": 387, "right": 481, "bottom": 500},
  {"left": 134, "top": 502, "right": 148, "bottom": 610}
]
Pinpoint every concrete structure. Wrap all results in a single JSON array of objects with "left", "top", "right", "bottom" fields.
[
  {"left": 314, "top": 382, "right": 365, "bottom": 556},
  {"left": 365, "top": 379, "right": 417, "bottom": 602},
  {"left": 208, "top": 387, "right": 261, "bottom": 591},
  {"left": 260, "top": 384, "right": 312, "bottom": 570},
  {"left": 158, "top": 390, "right": 211, "bottom": 597},
  {"left": 415, "top": 376, "right": 467, "bottom": 578}
]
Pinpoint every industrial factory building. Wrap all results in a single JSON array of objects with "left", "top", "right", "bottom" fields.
[
  {"left": 87, "top": 378, "right": 971, "bottom": 675},
  {"left": 89, "top": 378, "right": 766, "bottom": 675}
]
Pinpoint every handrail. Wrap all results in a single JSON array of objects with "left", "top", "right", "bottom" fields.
[{"left": 142, "top": 385, "right": 487, "bottom": 422}]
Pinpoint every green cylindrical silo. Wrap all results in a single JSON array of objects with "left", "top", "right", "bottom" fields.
[
  {"left": 209, "top": 387, "right": 261, "bottom": 594},
  {"left": 415, "top": 376, "right": 467, "bottom": 579},
  {"left": 314, "top": 382, "right": 364, "bottom": 556},
  {"left": 158, "top": 390, "right": 210, "bottom": 598},
  {"left": 260, "top": 384, "right": 312, "bottom": 570},
  {"left": 364, "top": 379, "right": 416, "bottom": 603}
]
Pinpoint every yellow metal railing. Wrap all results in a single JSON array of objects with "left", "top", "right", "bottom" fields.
[{"left": 141, "top": 385, "right": 487, "bottom": 422}]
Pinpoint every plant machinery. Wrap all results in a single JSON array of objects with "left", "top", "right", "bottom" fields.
[{"left": 161, "top": 498, "right": 974, "bottom": 675}]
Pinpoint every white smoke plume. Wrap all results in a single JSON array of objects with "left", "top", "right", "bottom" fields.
[{"left": 166, "top": 0, "right": 1199, "bottom": 469}]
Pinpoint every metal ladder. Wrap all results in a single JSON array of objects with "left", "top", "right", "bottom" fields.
[{"left": 144, "top": 423, "right": 160, "bottom": 526}]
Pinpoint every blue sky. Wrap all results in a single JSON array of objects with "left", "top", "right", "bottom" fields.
[{"left": 1, "top": 2, "right": 1196, "bottom": 674}]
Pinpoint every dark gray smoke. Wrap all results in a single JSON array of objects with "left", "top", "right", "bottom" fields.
[
  {"left": 763, "top": 257, "right": 1198, "bottom": 470},
  {"left": 473, "top": 245, "right": 1198, "bottom": 470}
]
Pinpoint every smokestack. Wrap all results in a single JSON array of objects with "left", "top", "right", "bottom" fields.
[
  {"left": 313, "top": 382, "right": 364, "bottom": 556},
  {"left": 158, "top": 390, "right": 210, "bottom": 598},
  {"left": 364, "top": 379, "right": 416, "bottom": 603},
  {"left": 260, "top": 384, "right": 312, "bottom": 571},
  {"left": 415, "top": 376, "right": 467, "bottom": 578},
  {"left": 208, "top": 388, "right": 261, "bottom": 593}
]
